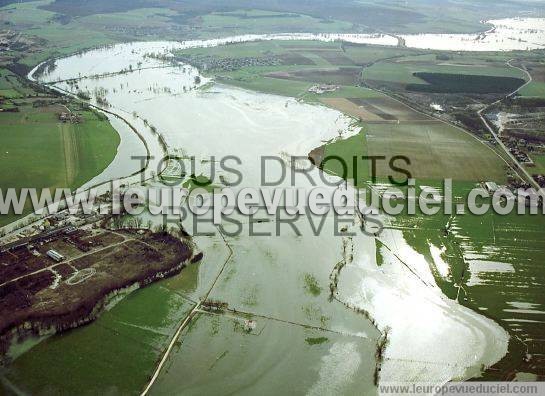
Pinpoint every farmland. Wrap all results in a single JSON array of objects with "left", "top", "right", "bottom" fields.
[
  {"left": 0, "top": 105, "right": 119, "bottom": 189},
  {"left": 519, "top": 60, "right": 545, "bottom": 98},
  {"left": 407, "top": 73, "right": 526, "bottom": 94},
  {"left": 362, "top": 54, "right": 528, "bottom": 90},
  {"left": 175, "top": 39, "right": 512, "bottom": 183},
  {"left": 174, "top": 37, "right": 545, "bottom": 381},
  {"left": 0, "top": 226, "right": 195, "bottom": 357},
  {"left": 0, "top": 87, "right": 120, "bottom": 226},
  {"left": 365, "top": 122, "right": 507, "bottom": 182},
  {"left": 342, "top": 97, "right": 431, "bottom": 121},
  {"left": 197, "top": 9, "right": 354, "bottom": 36},
  {"left": 320, "top": 120, "right": 507, "bottom": 185},
  {"left": 520, "top": 82, "right": 545, "bottom": 98},
  {"left": 1, "top": 0, "right": 545, "bottom": 392}
]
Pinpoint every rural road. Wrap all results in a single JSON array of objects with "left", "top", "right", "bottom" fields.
[
  {"left": 477, "top": 59, "right": 541, "bottom": 191},
  {"left": 0, "top": 231, "right": 133, "bottom": 288},
  {"left": 140, "top": 228, "right": 233, "bottom": 396},
  {"left": 362, "top": 57, "right": 541, "bottom": 191}
]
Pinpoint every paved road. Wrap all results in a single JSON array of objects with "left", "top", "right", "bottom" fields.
[
  {"left": 363, "top": 58, "right": 541, "bottom": 191},
  {"left": 477, "top": 59, "right": 541, "bottom": 191},
  {"left": 363, "top": 84, "right": 522, "bottom": 180}
]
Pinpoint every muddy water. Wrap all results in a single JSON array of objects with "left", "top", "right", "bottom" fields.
[{"left": 4, "top": 41, "right": 511, "bottom": 394}]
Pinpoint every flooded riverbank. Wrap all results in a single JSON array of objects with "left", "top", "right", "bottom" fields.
[
  {"left": 1, "top": 38, "right": 516, "bottom": 394},
  {"left": 401, "top": 18, "right": 545, "bottom": 51},
  {"left": 27, "top": 17, "right": 545, "bottom": 88}
]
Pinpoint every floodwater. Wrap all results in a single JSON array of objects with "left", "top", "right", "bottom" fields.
[
  {"left": 4, "top": 35, "right": 521, "bottom": 394},
  {"left": 401, "top": 18, "right": 545, "bottom": 51},
  {"left": 29, "top": 17, "right": 545, "bottom": 87}
]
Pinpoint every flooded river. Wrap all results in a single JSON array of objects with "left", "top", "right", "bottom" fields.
[
  {"left": 6, "top": 27, "right": 531, "bottom": 393},
  {"left": 401, "top": 17, "right": 545, "bottom": 51}
]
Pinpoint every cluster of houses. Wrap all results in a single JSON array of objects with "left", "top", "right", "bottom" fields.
[
  {"left": 483, "top": 181, "right": 543, "bottom": 208},
  {"left": 58, "top": 112, "right": 82, "bottom": 124},
  {"left": 503, "top": 136, "right": 532, "bottom": 163},
  {"left": 308, "top": 84, "right": 339, "bottom": 94},
  {"left": 533, "top": 174, "right": 545, "bottom": 188}
]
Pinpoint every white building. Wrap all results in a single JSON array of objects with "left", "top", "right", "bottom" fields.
[
  {"left": 46, "top": 250, "right": 65, "bottom": 262},
  {"left": 484, "top": 182, "right": 499, "bottom": 193}
]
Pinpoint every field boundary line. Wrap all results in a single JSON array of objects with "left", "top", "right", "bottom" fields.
[{"left": 141, "top": 228, "right": 233, "bottom": 396}]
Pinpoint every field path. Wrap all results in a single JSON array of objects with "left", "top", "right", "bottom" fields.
[
  {"left": 59, "top": 122, "right": 77, "bottom": 187},
  {"left": 140, "top": 228, "right": 233, "bottom": 396}
]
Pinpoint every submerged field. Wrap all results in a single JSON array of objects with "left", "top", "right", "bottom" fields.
[
  {"left": 175, "top": 39, "right": 544, "bottom": 379},
  {"left": 1, "top": 6, "right": 545, "bottom": 393},
  {"left": 179, "top": 40, "right": 510, "bottom": 183},
  {"left": 0, "top": 39, "right": 520, "bottom": 393},
  {"left": 323, "top": 132, "right": 545, "bottom": 379}
]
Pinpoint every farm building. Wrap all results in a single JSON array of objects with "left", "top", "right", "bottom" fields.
[{"left": 46, "top": 250, "right": 65, "bottom": 262}]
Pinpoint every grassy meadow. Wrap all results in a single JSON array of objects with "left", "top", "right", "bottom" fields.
[
  {"left": 198, "top": 9, "right": 354, "bottom": 37},
  {"left": 0, "top": 103, "right": 120, "bottom": 226}
]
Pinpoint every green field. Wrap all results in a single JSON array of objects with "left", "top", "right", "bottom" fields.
[
  {"left": 322, "top": 122, "right": 507, "bottom": 185},
  {"left": 0, "top": 103, "right": 120, "bottom": 226},
  {"left": 519, "top": 82, "right": 545, "bottom": 98},
  {"left": 367, "top": 122, "right": 507, "bottom": 181},
  {"left": 217, "top": 73, "right": 313, "bottom": 98},
  {"left": 322, "top": 130, "right": 369, "bottom": 186},
  {"left": 198, "top": 9, "right": 354, "bottom": 36},
  {"left": 79, "top": 7, "right": 178, "bottom": 28},
  {"left": 526, "top": 153, "right": 545, "bottom": 175},
  {"left": 0, "top": 70, "right": 34, "bottom": 99},
  {"left": 363, "top": 56, "right": 528, "bottom": 88}
]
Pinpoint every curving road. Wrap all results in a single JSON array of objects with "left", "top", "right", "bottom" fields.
[{"left": 477, "top": 59, "right": 541, "bottom": 191}]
